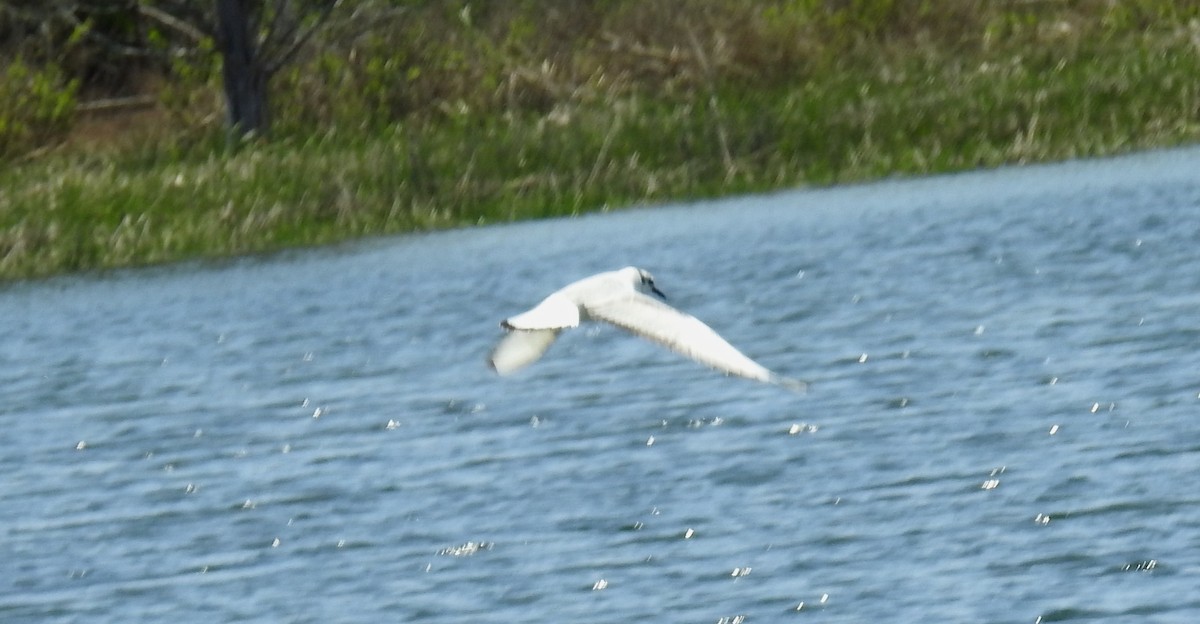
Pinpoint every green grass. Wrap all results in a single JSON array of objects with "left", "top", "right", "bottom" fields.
[{"left": 3, "top": 0, "right": 1200, "bottom": 281}]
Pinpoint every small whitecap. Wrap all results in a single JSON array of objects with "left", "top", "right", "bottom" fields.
[
  {"left": 591, "top": 578, "right": 608, "bottom": 591},
  {"left": 438, "top": 541, "right": 493, "bottom": 557},
  {"left": 788, "top": 423, "right": 818, "bottom": 435},
  {"left": 1121, "top": 559, "right": 1158, "bottom": 572}
]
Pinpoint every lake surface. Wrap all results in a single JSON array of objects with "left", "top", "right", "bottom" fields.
[{"left": 3, "top": 147, "right": 1199, "bottom": 623}]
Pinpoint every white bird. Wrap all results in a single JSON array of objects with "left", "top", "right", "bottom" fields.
[{"left": 488, "top": 266, "right": 807, "bottom": 392}]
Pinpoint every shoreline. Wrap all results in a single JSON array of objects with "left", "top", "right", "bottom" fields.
[{"left": 6, "top": 142, "right": 1196, "bottom": 288}]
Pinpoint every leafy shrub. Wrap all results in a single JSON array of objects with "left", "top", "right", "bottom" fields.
[{"left": 0, "top": 58, "right": 78, "bottom": 161}]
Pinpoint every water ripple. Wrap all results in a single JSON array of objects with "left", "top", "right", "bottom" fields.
[{"left": 3, "top": 148, "right": 1200, "bottom": 622}]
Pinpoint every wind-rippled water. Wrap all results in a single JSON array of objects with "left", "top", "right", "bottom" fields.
[{"left": 3, "top": 148, "right": 1199, "bottom": 623}]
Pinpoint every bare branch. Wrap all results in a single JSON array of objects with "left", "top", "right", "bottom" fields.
[
  {"left": 264, "top": 0, "right": 338, "bottom": 77},
  {"left": 257, "top": 0, "right": 296, "bottom": 67},
  {"left": 76, "top": 94, "right": 157, "bottom": 112},
  {"left": 138, "top": 3, "right": 208, "bottom": 44}
]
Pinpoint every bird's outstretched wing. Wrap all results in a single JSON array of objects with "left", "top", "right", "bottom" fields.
[
  {"left": 488, "top": 328, "right": 561, "bottom": 375},
  {"left": 501, "top": 293, "right": 580, "bottom": 330},
  {"left": 490, "top": 292, "right": 581, "bottom": 375},
  {"left": 585, "top": 293, "right": 806, "bottom": 391}
]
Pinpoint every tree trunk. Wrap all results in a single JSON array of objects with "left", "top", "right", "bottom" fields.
[{"left": 215, "top": 0, "right": 269, "bottom": 138}]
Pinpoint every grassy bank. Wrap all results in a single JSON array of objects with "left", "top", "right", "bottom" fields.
[{"left": 3, "top": 1, "right": 1200, "bottom": 281}]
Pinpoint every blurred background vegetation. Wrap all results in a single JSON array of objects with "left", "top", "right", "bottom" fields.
[{"left": 2, "top": 0, "right": 1200, "bottom": 279}]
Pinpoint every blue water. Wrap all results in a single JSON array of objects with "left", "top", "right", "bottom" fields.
[{"left": 2, "top": 148, "right": 1199, "bottom": 623}]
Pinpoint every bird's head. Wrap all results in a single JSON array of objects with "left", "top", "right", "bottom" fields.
[{"left": 625, "top": 266, "right": 666, "bottom": 300}]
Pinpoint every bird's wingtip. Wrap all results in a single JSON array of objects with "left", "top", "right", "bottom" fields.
[{"left": 771, "top": 375, "right": 809, "bottom": 394}]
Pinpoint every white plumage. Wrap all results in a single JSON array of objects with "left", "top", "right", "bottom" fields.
[{"left": 488, "top": 266, "right": 806, "bottom": 392}]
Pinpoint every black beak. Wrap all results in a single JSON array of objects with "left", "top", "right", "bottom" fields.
[{"left": 650, "top": 285, "right": 667, "bottom": 300}]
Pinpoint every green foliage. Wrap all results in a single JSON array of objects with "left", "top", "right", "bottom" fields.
[
  {"left": 3, "top": 0, "right": 1200, "bottom": 280},
  {"left": 0, "top": 58, "right": 79, "bottom": 161}
]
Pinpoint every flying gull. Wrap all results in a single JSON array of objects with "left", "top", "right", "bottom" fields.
[{"left": 488, "top": 266, "right": 806, "bottom": 392}]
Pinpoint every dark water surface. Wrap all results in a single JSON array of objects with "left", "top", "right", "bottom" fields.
[{"left": 3, "top": 148, "right": 1199, "bottom": 623}]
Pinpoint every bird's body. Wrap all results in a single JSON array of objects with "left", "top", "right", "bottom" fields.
[{"left": 488, "top": 266, "right": 806, "bottom": 392}]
